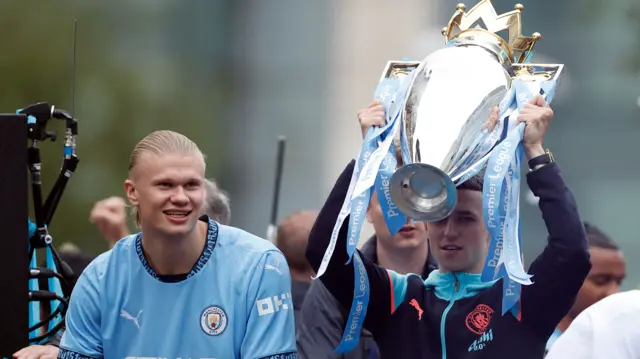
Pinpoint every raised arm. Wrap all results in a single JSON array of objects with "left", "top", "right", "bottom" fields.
[
  {"left": 521, "top": 161, "right": 591, "bottom": 336},
  {"left": 517, "top": 95, "right": 591, "bottom": 337},
  {"left": 305, "top": 160, "right": 395, "bottom": 335}
]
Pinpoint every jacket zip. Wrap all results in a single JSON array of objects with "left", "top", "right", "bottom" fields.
[{"left": 440, "top": 274, "right": 459, "bottom": 359}]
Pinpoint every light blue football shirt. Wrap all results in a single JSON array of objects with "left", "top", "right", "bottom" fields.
[{"left": 58, "top": 217, "right": 297, "bottom": 359}]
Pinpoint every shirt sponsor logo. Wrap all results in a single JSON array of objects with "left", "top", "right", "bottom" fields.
[
  {"left": 257, "top": 353, "right": 298, "bottom": 359},
  {"left": 256, "top": 293, "right": 291, "bottom": 317},
  {"left": 467, "top": 328, "right": 494, "bottom": 352}
]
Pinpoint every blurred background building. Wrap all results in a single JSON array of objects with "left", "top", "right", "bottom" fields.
[{"left": 2, "top": 0, "right": 638, "bottom": 288}]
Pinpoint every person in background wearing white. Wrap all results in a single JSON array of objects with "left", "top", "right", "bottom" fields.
[{"left": 545, "top": 289, "right": 640, "bottom": 359}]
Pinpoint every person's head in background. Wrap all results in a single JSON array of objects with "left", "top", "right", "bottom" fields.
[
  {"left": 58, "top": 244, "right": 96, "bottom": 278},
  {"left": 558, "top": 222, "right": 626, "bottom": 330},
  {"left": 38, "top": 245, "right": 95, "bottom": 335},
  {"left": 364, "top": 142, "right": 430, "bottom": 275},
  {"left": 276, "top": 210, "right": 318, "bottom": 283},
  {"left": 91, "top": 178, "right": 231, "bottom": 249},
  {"left": 203, "top": 178, "right": 231, "bottom": 225}
]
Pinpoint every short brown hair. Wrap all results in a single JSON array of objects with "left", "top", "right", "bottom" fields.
[{"left": 276, "top": 211, "right": 318, "bottom": 274}]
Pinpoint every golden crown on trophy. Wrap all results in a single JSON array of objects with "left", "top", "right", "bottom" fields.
[{"left": 441, "top": 0, "right": 541, "bottom": 64}]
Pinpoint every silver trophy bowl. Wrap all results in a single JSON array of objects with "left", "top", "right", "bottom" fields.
[
  {"left": 383, "top": 1, "right": 563, "bottom": 222},
  {"left": 389, "top": 37, "right": 512, "bottom": 222}
]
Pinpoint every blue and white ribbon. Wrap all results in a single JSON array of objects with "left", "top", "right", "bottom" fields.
[
  {"left": 451, "top": 86, "right": 516, "bottom": 185},
  {"left": 374, "top": 140, "right": 407, "bottom": 237},
  {"left": 335, "top": 251, "right": 370, "bottom": 353},
  {"left": 479, "top": 76, "right": 559, "bottom": 317},
  {"left": 319, "top": 68, "right": 418, "bottom": 353},
  {"left": 313, "top": 77, "right": 404, "bottom": 279}
]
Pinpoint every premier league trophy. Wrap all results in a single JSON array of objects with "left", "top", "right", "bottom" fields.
[
  {"left": 389, "top": 1, "right": 562, "bottom": 221},
  {"left": 316, "top": 1, "right": 563, "bottom": 352},
  {"left": 387, "top": 0, "right": 563, "bottom": 317}
]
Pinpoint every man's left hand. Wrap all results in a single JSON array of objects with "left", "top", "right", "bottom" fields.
[
  {"left": 13, "top": 345, "right": 59, "bottom": 359},
  {"left": 517, "top": 94, "right": 553, "bottom": 158}
]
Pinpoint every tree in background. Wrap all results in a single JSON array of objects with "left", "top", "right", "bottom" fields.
[{"left": 0, "top": 1, "right": 233, "bottom": 254}]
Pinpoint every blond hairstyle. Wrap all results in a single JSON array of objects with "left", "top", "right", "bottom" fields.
[
  {"left": 129, "top": 130, "right": 206, "bottom": 173},
  {"left": 128, "top": 130, "right": 207, "bottom": 226}
]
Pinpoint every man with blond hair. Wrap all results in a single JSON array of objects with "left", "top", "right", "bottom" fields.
[
  {"left": 58, "top": 130, "right": 297, "bottom": 359},
  {"left": 14, "top": 181, "right": 233, "bottom": 359}
]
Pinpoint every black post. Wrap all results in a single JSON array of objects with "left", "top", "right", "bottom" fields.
[{"left": 0, "top": 114, "right": 28, "bottom": 354}]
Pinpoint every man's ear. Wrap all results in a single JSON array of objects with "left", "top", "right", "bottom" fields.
[
  {"left": 366, "top": 191, "right": 379, "bottom": 224},
  {"left": 124, "top": 179, "right": 139, "bottom": 206},
  {"left": 365, "top": 195, "right": 377, "bottom": 224}
]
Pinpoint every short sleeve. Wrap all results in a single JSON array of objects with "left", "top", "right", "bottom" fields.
[
  {"left": 58, "top": 263, "right": 103, "bottom": 359},
  {"left": 240, "top": 250, "right": 298, "bottom": 359}
]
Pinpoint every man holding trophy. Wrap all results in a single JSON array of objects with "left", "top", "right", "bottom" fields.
[{"left": 306, "top": 1, "right": 591, "bottom": 358}]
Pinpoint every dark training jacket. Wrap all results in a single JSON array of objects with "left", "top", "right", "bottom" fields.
[
  {"left": 297, "top": 237, "right": 437, "bottom": 359},
  {"left": 306, "top": 160, "right": 591, "bottom": 359}
]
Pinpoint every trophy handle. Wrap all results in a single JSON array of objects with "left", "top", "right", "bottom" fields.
[
  {"left": 511, "top": 63, "right": 563, "bottom": 82},
  {"left": 379, "top": 61, "right": 421, "bottom": 82}
]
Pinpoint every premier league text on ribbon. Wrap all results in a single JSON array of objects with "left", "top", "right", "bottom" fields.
[
  {"left": 342, "top": 254, "right": 369, "bottom": 344},
  {"left": 484, "top": 142, "right": 512, "bottom": 271},
  {"left": 377, "top": 153, "right": 402, "bottom": 221},
  {"left": 335, "top": 63, "right": 419, "bottom": 353}
]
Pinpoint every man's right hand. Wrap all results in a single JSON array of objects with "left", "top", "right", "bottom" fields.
[
  {"left": 357, "top": 100, "right": 386, "bottom": 139},
  {"left": 89, "top": 196, "right": 130, "bottom": 248}
]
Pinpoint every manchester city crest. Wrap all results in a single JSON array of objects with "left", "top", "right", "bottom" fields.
[{"left": 200, "top": 305, "right": 228, "bottom": 336}]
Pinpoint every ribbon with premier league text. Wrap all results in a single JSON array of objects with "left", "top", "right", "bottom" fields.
[
  {"left": 451, "top": 87, "right": 515, "bottom": 184},
  {"left": 335, "top": 251, "right": 370, "bottom": 353},
  {"left": 313, "top": 77, "right": 404, "bottom": 282},
  {"left": 478, "top": 77, "right": 559, "bottom": 318},
  {"left": 446, "top": 67, "right": 559, "bottom": 318},
  {"left": 337, "top": 78, "right": 415, "bottom": 353},
  {"left": 319, "top": 69, "right": 418, "bottom": 354},
  {"left": 374, "top": 140, "right": 407, "bottom": 237}
]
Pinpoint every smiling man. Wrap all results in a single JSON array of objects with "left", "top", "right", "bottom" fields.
[
  {"left": 305, "top": 96, "right": 592, "bottom": 359},
  {"left": 58, "top": 130, "right": 297, "bottom": 359}
]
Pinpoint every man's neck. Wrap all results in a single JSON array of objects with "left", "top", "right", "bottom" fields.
[
  {"left": 556, "top": 315, "right": 572, "bottom": 332},
  {"left": 290, "top": 270, "right": 313, "bottom": 283},
  {"left": 141, "top": 221, "right": 207, "bottom": 276},
  {"left": 376, "top": 240, "right": 429, "bottom": 275}
]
